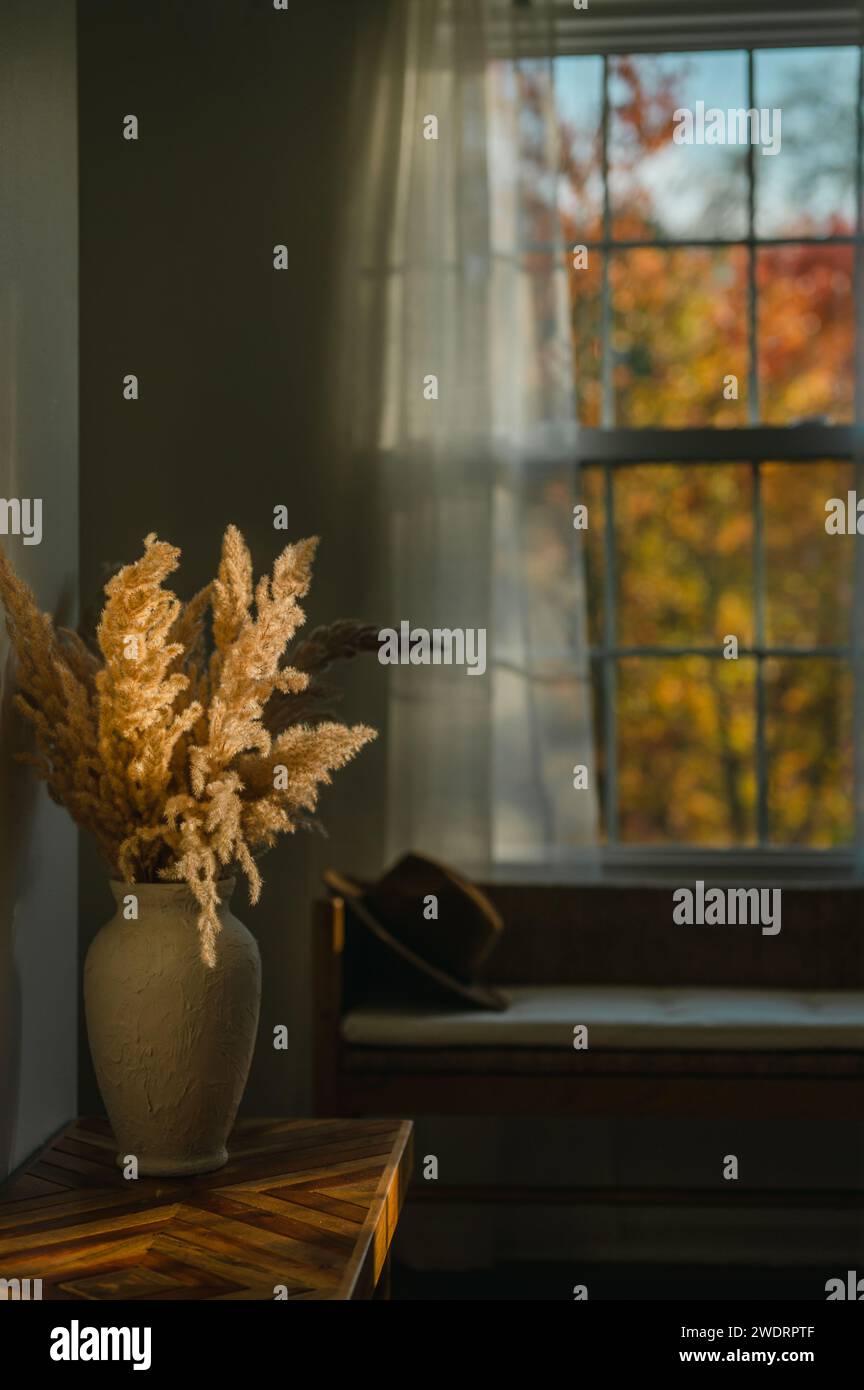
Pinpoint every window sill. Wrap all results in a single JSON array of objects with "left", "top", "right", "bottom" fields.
[{"left": 481, "top": 849, "right": 862, "bottom": 890}]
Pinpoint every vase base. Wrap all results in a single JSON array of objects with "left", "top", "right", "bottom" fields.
[{"left": 116, "top": 1147, "right": 228, "bottom": 1177}]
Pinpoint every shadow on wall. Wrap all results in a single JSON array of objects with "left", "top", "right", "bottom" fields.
[
  {"left": 0, "top": 0, "right": 79, "bottom": 1176},
  {"left": 0, "top": 640, "right": 38, "bottom": 1177},
  {"left": 0, "top": 565, "right": 78, "bottom": 1179}
]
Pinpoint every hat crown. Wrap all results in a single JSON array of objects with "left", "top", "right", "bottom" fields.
[
  {"left": 363, "top": 854, "right": 503, "bottom": 980},
  {"left": 323, "top": 854, "right": 508, "bottom": 1012}
]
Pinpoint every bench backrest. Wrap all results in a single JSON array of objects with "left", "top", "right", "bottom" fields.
[{"left": 474, "top": 883, "right": 864, "bottom": 989}]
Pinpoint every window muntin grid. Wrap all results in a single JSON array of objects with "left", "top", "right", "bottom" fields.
[{"left": 563, "top": 45, "right": 863, "bottom": 850}]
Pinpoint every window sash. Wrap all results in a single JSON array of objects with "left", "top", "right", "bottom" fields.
[
  {"left": 572, "top": 37, "right": 861, "bottom": 854},
  {"left": 511, "top": 31, "right": 863, "bottom": 861},
  {"left": 575, "top": 426, "right": 862, "bottom": 463},
  {"left": 576, "top": 430, "right": 858, "bottom": 851}
]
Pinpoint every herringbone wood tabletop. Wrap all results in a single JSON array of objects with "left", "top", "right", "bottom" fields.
[{"left": 0, "top": 1117, "right": 412, "bottom": 1300}]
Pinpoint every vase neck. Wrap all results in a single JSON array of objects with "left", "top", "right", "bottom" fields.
[{"left": 109, "top": 880, "right": 236, "bottom": 918}]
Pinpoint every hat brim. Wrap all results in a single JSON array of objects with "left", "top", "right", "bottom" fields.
[{"left": 323, "top": 868, "right": 508, "bottom": 1013}]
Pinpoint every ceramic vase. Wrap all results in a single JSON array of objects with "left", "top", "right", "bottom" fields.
[{"left": 84, "top": 879, "right": 261, "bottom": 1176}]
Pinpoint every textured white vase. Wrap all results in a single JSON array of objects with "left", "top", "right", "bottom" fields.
[{"left": 84, "top": 879, "right": 261, "bottom": 1177}]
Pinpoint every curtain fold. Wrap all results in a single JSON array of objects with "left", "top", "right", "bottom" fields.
[{"left": 336, "top": 0, "right": 597, "bottom": 873}]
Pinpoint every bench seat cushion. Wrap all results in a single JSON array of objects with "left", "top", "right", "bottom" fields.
[{"left": 342, "top": 985, "right": 864, "bottom": 1051}]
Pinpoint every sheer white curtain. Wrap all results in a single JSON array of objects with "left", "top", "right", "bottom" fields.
[{"left": 337, "top": 0, "right": 596, "bottom": 872}]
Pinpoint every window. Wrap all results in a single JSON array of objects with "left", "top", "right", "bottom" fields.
[{"left": 556, "top": 44, "right": 862, "bottom": 852}]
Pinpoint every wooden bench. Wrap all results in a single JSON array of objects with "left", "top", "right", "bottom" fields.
[{"left": 314, "top": 881, "right": 864, "bottom": 1123}]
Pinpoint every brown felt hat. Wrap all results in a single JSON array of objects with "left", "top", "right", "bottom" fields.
[{"left": 322, "top": 853, "right": 508, "bottom": 1012}]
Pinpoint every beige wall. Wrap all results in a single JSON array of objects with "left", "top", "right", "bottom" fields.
[{"left": 0, "top": 0, "right": 79, "bottom": 1177}]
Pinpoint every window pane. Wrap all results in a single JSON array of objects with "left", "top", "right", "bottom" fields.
[
  {"left": 615, "top": 464, "right": 753, "bottom": 646},
  {"left": 491, "top": 252, "right": 589, "bottom": 430},
  {"left": 493, "top": 466, "right": 586, "bottom": 666},
  {"left": 555, "top": 55, "right": 604, "bottom": 244},
  {"left": 493, "top": 669, "right": 596, "bottom": 859},
  {"left": 757, "top": 244, "right": 854, "bottom": 424},
  {"left": 590, "top": 659, "right": 609, "bottom": 842},
  {"left": 611, "top": 247, "right": 748, "bottom": 425},
  {"left": 765, "top": 658, "right": 853, "bottom": 846},
  {"left": 568, "top": 248, "right": 603, "bottom": 425},
  {"left": 490, "top": 60, "right": 580, "bottom": 249},
  {"left": 618, "top": 656, "right": 756, "bottom": 845},
  {"left": 580, "top": 464, "right": 606, "bottom": 648},
  {"left": 609, "top": 52, "right": 749, "bottom": 241},
  {"left": 762, "top": 461, "right": 855, "bottom": 647},
  {"left": 754, "top": 47, "right": 859, "bottom": 238}
]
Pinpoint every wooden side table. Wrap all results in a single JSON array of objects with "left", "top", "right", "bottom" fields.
[{"left": 0, "top": 1117, "right": 412, "bottom": 1300}]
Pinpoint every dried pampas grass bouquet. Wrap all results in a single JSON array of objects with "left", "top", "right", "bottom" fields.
[{"left": 0, "top": 525, "right": 377, "bottom": 965}]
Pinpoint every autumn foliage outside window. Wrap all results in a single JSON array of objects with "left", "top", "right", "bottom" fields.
[{"left": 519, "top": 45, "right": 859, "bottom": 849}]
